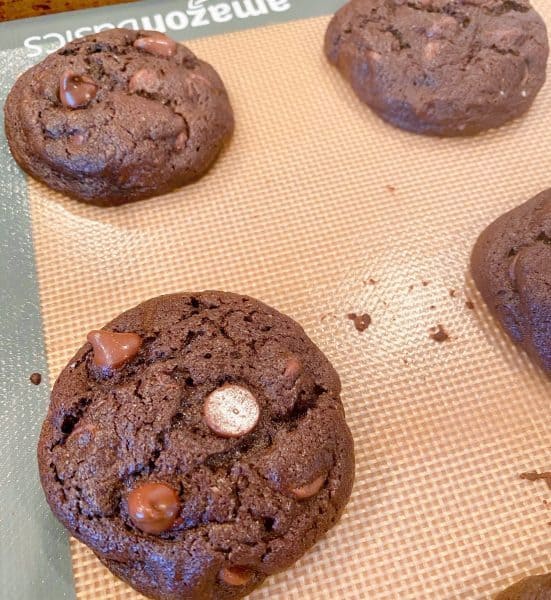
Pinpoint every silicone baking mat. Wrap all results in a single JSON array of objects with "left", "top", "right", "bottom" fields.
[{"left": 2, "top": 1, "right": 551, "bottom": 599}]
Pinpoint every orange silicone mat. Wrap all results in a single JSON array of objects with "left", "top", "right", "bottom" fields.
[{"left": 23, "top": 3, "right": 551, "bottom": 599}]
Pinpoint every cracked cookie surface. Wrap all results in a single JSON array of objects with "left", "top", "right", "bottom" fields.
[
  {"left": 324, "top": 0, "right": 548, "bottom": 136},
  {"left": 471, "top": 189, "right": 551, "bottom": 375},
  {"left": 4, "top": 29, "right": 234, "bottom": 206},
  {"left": 38, "top": 292, "right": 355, "bottom": 600}
]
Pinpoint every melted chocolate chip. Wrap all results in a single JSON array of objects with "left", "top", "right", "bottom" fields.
[
  {"left": 128, "top": 68, "right": 160, "bottom": 94},
  {"left": 87, "top": 330, "right": 142, "bottom": 370},
  {"left": 127, "top": 482, "right": 180, "bottom": 534},
  {"left": 219, "top": 566, "right": 254, "bottom": 586},
  {"left": 59, "top": 70, "right": 97, "bottom": 109},
  {"left": 290, "top": 474, "right": 326, "bottom": 500},
  {"left": 133, "top": 32, "right": 177, "bottom": 58},
  {"left": 282, "top": 356, "right": 302, "bottom": 386}
]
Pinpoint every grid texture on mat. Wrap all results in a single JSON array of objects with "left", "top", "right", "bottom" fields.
[{"left": 27, "top": 5, "right": 551, "bottom": 599}]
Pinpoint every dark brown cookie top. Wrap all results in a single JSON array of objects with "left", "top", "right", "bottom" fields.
[
  {"left": 495, "top": 574, "right": 551, "bottom": 599},
  {"left": 4, "top": 29, "right": 234, "bottom": 206},
  {"left": 471, "top": 189, "right": 551, "bottom": 375},
  {"left": 325, "top": 0, "right": 549, "bottom": 136},
  {"left": 38, "top": 292, "right": 355, "bottom": 600}
]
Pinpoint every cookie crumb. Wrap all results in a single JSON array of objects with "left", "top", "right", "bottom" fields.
[
  {"left": 449, "top": 289, "right": 456, "bottom": 298},
  {"left": 364, "top": 278, "right": 377, "bottom": 286},
  {"left": 347, "top": 313, "right": 372, "bottom": 333},
  {"left": 422, "top": 280, "right": 430, "bottom": 287},
  {"left": 408, "top": 284, "right": 415, "bottom": 293},
  {"left": 386, "top": 185, "right": 396, "bottom": 193},
  {"left": 429, "top": 305, "right": 436, "bottom": 310},
  {"left": 520, "top": 471, "right": 551, "bottom": 490},
  {"left": 429, "top": 325, "right": 449, "bottom": 343},
  {"left": 465, "top": 300, "right": 475, "bottom": 310},
  {"left": 30, "top": 372, "right": 42, "bottom": 385}
]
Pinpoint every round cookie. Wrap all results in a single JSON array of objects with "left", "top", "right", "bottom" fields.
[
  {"left": 471, "top": 189, "right": 551, "bottom": 375},
  {"left": 324, "top": 0, "right": 549, "bottom": 136},
  {"left": 495, "top": 574, "right": 551, "bottom": 599},
  {"left": 4, "top": 29, "right": 234, "bottom": 206},
  {"left": 38, "top": 292, "right": 355, "bottom": 600}
]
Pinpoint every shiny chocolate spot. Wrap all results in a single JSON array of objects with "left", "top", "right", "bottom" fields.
[
  {"left": 127, "top": 482, "right": 180, "bottom": 534},
  {"left": 59, "top": 70, "right": 97, "bottom": 109},
  {"left": 219, "top": 566, "right": 254, "bottom": 586},
  {"left": 290, "top": 475, "right": 326, "bottom": 500},
  {"left": 87, "top": 330, "right": 142, "bottom": 370},
  {"left": 134, "top": 31, "right": 177, "bottom": 58},
  {"left": 204, "top": 384, "right": 260, "bottom": 438}
]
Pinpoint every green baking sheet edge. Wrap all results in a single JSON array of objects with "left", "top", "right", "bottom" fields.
[{"left": 0, "top": 48, "right": 76, "bottom": 600}]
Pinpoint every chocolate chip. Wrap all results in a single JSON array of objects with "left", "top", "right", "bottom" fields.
[
  {"left": 290, "top": 475, "right": 326, "bottom": 500},
  {"left": 174, "top": 130, "right": 188, "bottom": 151},
  {"left": 219, "top": 566, "right": 254, "bottom": 586},
  {"left": 203, "top": 384, "right": 260, "bottom": 438},
  {"left": 509, "top": 252, "right": 520, "bottom": 287},
  {"left": 282, "top": 356, "right": 302, "bottom": 385},
  {"left": 429, "top": 324, "right": 450, "bottom": 343},
  {"left": 30, "top": 372, "right": 42, "bottom": 385},
  {"left": 128, "top": 68, "right": 160, "bottom": 94},
  {"left": 127, "top": 482, "right": 180, "bottom": 534},
  {"left": 347, "top": 313, "right": 371, "bottom": 333},
  {"left": 133, "top": 32, "right": 177, "bottom": 58},
  {"left": 68, "top": 132, "right": 85, "bottom": 146},
  {"left": 87, "top": 330, "right": 142, "bottom": 369},
  {"left": 59, "top": 70, "right": 97, "bottom": 109}
]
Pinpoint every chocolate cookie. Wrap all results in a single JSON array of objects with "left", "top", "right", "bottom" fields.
[
  {"left": 495, "top": 574, "right": 551, "bottom": 599},
  {"left": 471, "top": 189, "right": 551, "bottom": 375},
  {"left": 38, "top": 292, "right": 355, "bottom": 600},
  {"left": 4, "top": 29, "right": 233, "bottom": 206},
  {"left": 324, "top": 0, "right": 549, "bottom": 136}
]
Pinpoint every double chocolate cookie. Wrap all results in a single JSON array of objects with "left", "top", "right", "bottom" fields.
[
  {"left": 324, "top": 0, "right": 549, "bottom": 136},
  {"left": 4, "top": 29, "right": 234, "bottom": 206},
  {"left": 495, "top": 574, "right": 551, "bottom": 599},
  {"left": 471, "top": 189, "right": 551, "bottom": 375},
  {"left": 38, "top": 292, "right": 355, "bottom": 600}
]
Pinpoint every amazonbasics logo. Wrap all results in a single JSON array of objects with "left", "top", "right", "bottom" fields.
[{"left": 24, "top": 0, "right": 291, "bottom": 57}]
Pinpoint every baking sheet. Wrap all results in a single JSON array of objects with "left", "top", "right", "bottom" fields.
[{"left": 3, "top": 1, "right": 551, "bottom": 598}]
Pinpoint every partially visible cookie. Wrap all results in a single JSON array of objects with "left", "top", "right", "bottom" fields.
[
  {"left": 4, "top": 29, "right": 234, "bottom": 206},
  {"left": 471, "top": 189, "right": 551, "bottom": 374},
  {"left": 38, "top": 292, "right": 355, "bottom": 600},
  {"left": 495, "top": 574, "right": 551, "bottom": 599},
  {"left": 324, "top": 0, "right": 549, "bottom": 136}
]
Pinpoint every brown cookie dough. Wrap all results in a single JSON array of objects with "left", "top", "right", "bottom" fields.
[
  {"left": 495, "top": 574, "right": 551, "bottom": 599},
  {"left": 471, "top": 189, "right": 551, "bottom": 375},
  {"left": 37, "top": 292, "right": 355, "bottom": 600},
  {"left": 5, "top": 29, "right": 234, "bottom": 206},
  {"left": 325, "top": 0, "right": 549, "bottom": 136}
]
